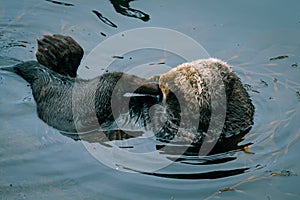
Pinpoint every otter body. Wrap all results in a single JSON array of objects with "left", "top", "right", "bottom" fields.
[{"left": 7, "top": 61, "right": 161, "bottom": 133}]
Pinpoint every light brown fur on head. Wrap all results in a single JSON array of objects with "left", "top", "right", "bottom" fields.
[
  {"left": 159, "top": 58, "right": 231, "bottom": 117},
  {"left": 156, "top": 58, "right": 254, "bottom": 144}
]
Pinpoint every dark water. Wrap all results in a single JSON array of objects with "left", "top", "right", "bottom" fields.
[{"left": 1, "top": 0, "right": 300, "bottom": 199}]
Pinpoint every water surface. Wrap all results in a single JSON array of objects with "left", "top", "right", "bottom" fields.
[{"left": 1, "top": 0, "right": 300, "bottom": 199}]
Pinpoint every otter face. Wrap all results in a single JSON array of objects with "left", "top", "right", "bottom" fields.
[
  {"left": 155, "top": 66, "right": 204, "bottom": 143},
  {"left": 159, "top": 65, "right": 204, "bottom": 113}
]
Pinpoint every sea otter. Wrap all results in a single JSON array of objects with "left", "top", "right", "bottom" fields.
[{"left": 2, "top": 35, "right": 254, "bottom": 151}]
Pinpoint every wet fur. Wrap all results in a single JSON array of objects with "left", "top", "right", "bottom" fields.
[
  {"left": 156, "top": 58, "right": 254, "bottom": 144},
  {"left": 9, "top": 61, "right": 161, "bottom": 133}
]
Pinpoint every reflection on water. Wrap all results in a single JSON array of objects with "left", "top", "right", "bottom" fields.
[
  {"left": 109, "top": 0, "right": 150, "bottom": 22},
  {"left": 45, "top": 0, "right": 74, "bottom": 7},
  {"left": 1, "top": 0, "right": 300, "bottom": 199},
  {"left": 121, "top": 165, "right": 250, "bottom": 180},
  {"left": 59, "top": 122, "right": 253, "bottom": 179},
  {"left": 92, "top": 10, "right": 118, "bottom": 28}
]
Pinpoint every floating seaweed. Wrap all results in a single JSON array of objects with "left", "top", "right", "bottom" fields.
[
  {"left": 112, "top": 55, "right": 124, "bottom": 59},
  {"left": 149, "top": 62, "right": 166, "bottom": 65},
  {"left": 244, "top": 84, "right": 260, "bottom": 93},
  {"left": 100, "top": 32, "right": 107, "bottom": 37},
  {"left": 269, "top": 55, "right": 289, "bottom": 61},
  {"left": 218, "top": 187, "right": 235, "bottom": 193},
  {"left": 268, "top": 169, "right": 297, "bottom": 177},
  {"left": 259, "top": 79, "right": 268, "bottom": 87},
  {"left": 45, "top": 0, "right": 74, "bottom": 6},
  {"left": 291, "top": 63, "right": 298, "bottom": 68},
  {"left": 92, "top": 10, "right": 117, "bottom": 28}
]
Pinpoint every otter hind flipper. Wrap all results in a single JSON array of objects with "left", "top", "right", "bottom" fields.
[{"left": 36, "top": 34, "right": 83, "bottom": 77}]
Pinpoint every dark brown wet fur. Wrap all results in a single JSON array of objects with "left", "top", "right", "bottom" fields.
[
  {"left": 36, "top": 34, "right": 83, "bottom": 77},
  {"left": 4, "top": 57, "right": 161, "bottom": 133}
]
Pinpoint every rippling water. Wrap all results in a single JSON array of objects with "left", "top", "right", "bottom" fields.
[{"left": 1, "top": 0, "right": 300, "bottom": 199}]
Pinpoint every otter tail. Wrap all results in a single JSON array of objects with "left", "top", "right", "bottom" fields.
[{"left": 1, "top": 61, "right": 49, "bottom": 84}]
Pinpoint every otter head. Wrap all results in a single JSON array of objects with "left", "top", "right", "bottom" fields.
[
  {"left": 155, "top": 64, "right": 206, "bottom": 143},
  {"left": 156, "top": 59, "right": 231, "bottom": 144},
  {"left": 159, "top": 63, "right": 213, "bottom": 122}
]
